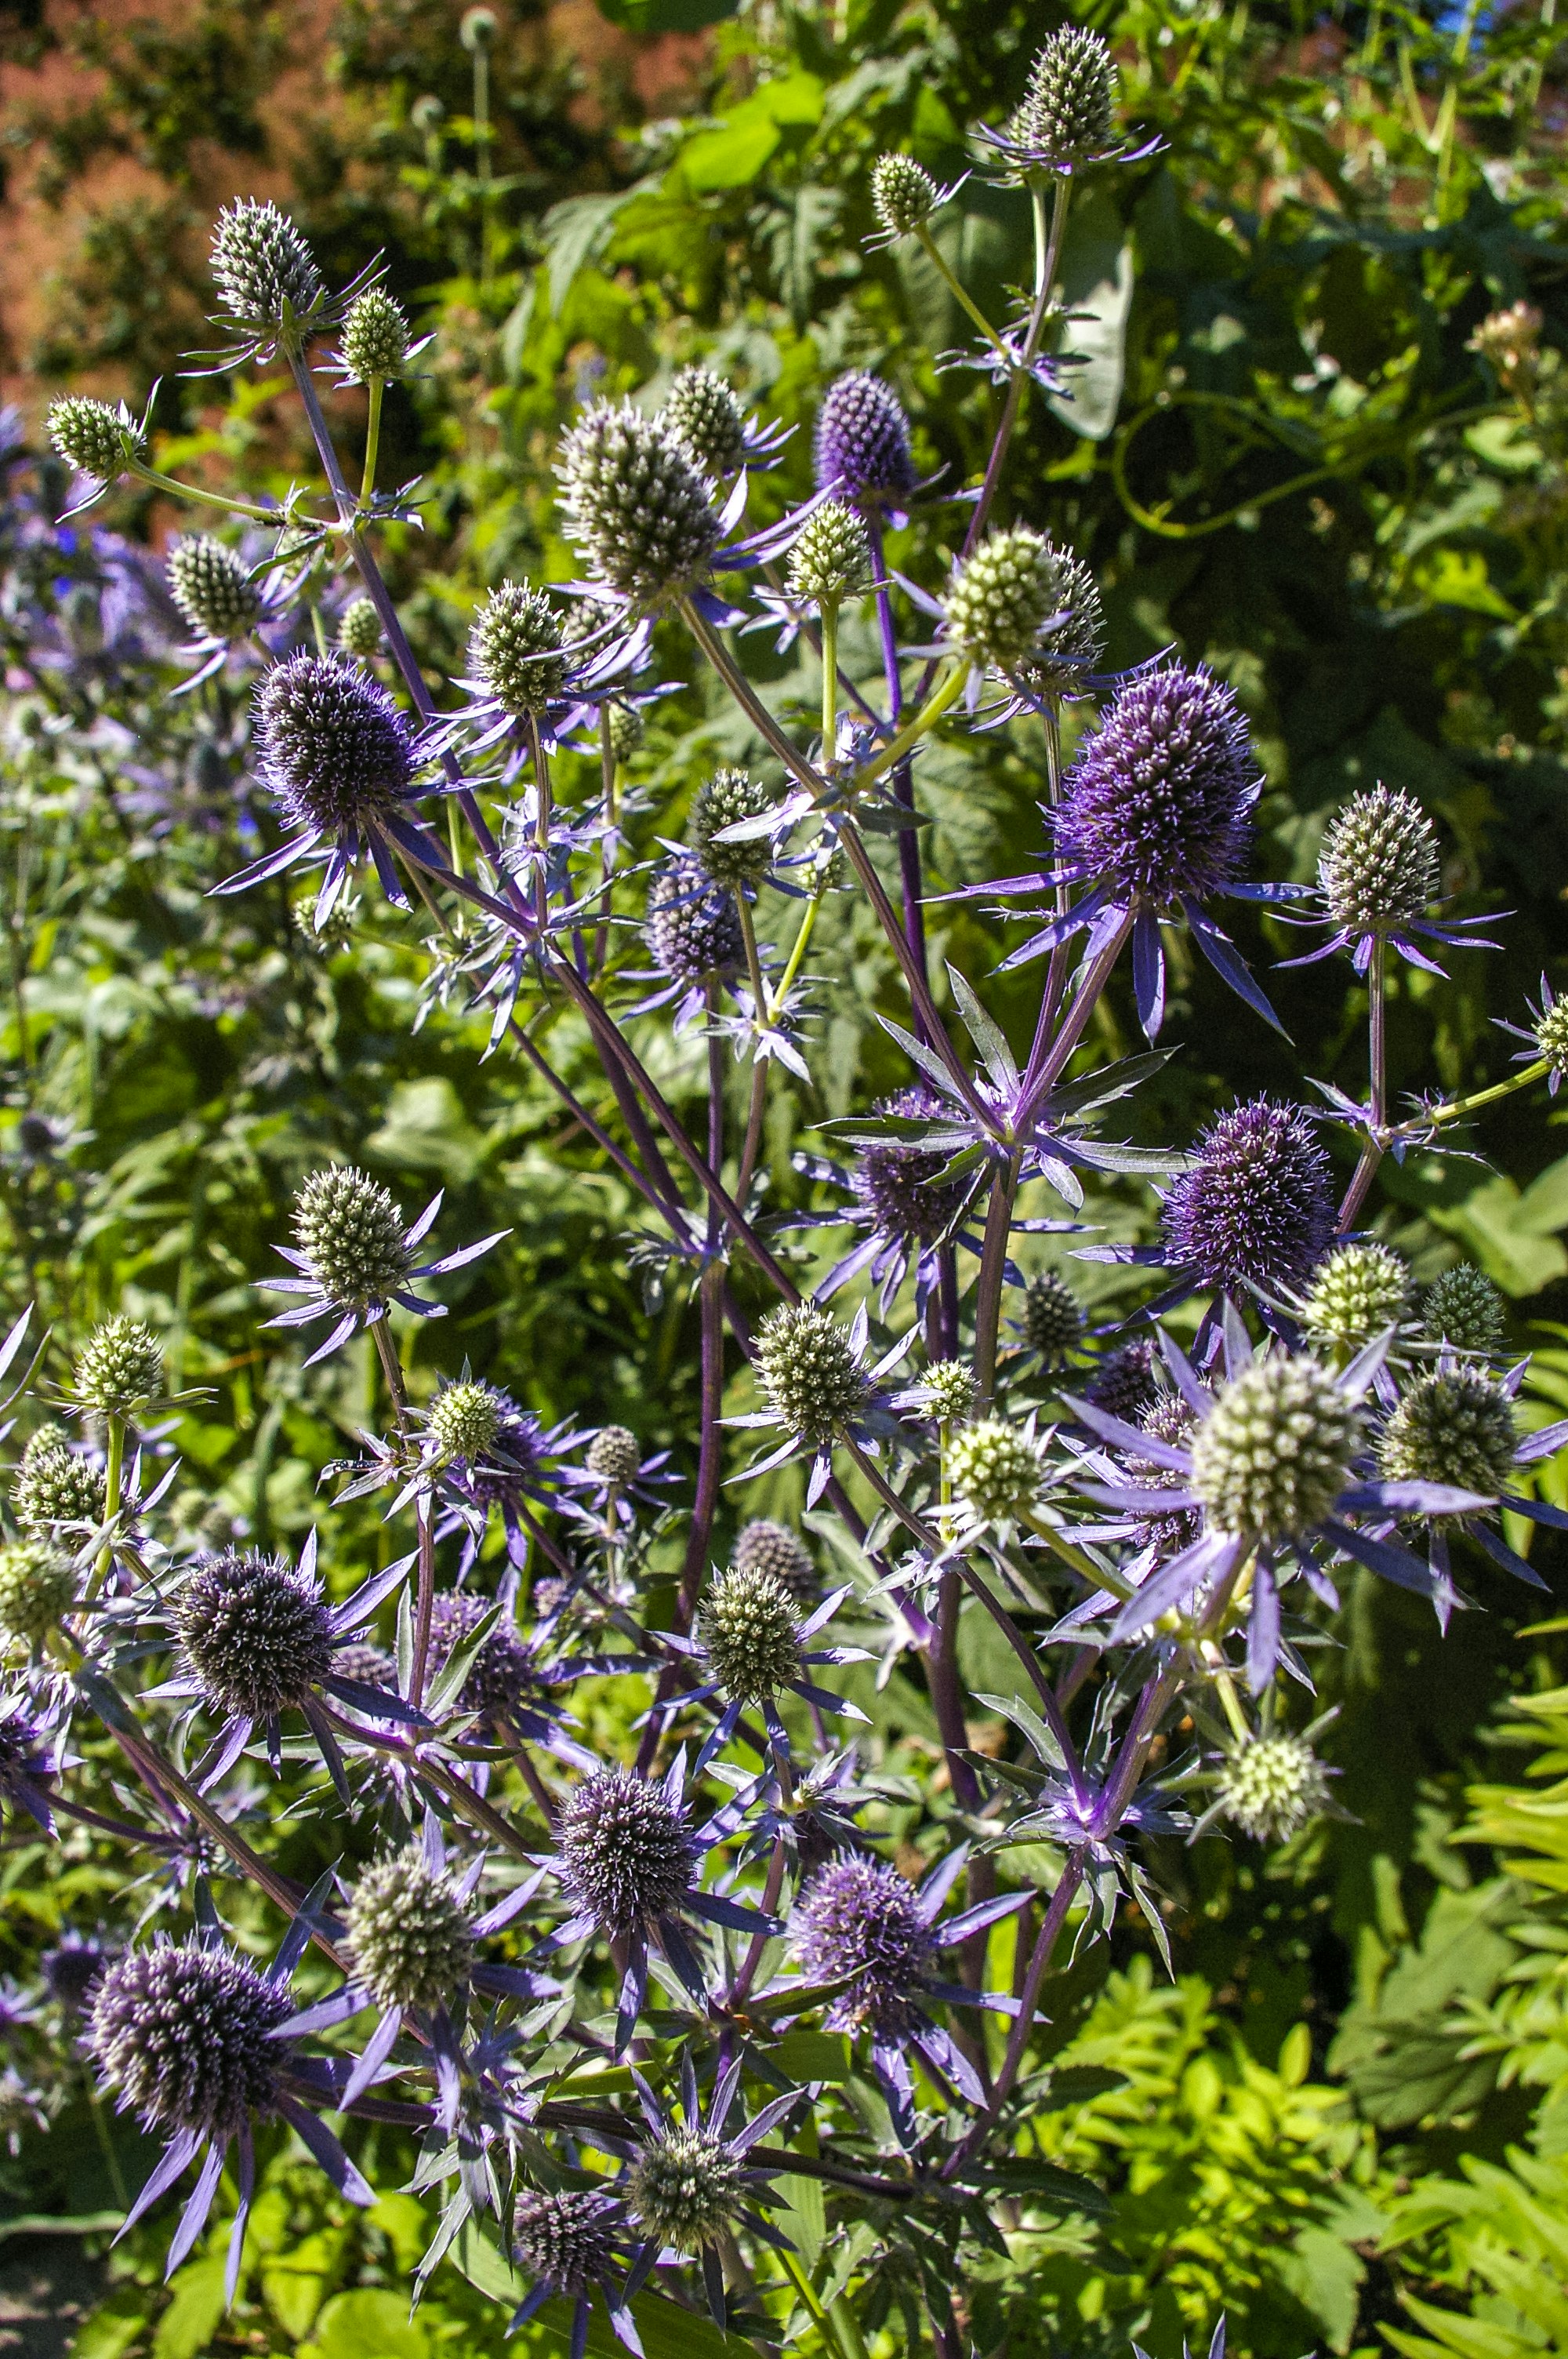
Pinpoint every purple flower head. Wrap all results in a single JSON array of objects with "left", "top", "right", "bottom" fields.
[
  {"left": 790, "top": 1855, "right": 935, "bottom": 2034},
  {"left": 852, "top": 1086, "right": 968, "bottom": 1248},
  {"left": 44, "top": 1930, "right": 111, "bottom": 2011},
  {"left": 89, "top": 1940, "right": 289, "bottom": 2142},
  {"left": 429, "top": 1590, "right": 543, "bottom": 1718},
  {"left": 1057, "top": 662, "right": 1256, "bottom": 909},
  {"left": 557, "top": 1765, "right": 695, "bottom": 1939},
  {"left": 255, "top": 652, "right": 413, "bottom": 838},
  {"left": 1162, "top": 1098, "right": 1334, "bottom": 1299},
  {"left": 813, "top": 373, "right": 916, "bottom": 511}
]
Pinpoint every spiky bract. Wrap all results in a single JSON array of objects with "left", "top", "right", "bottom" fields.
[
  {"left": 1317, "top": 787, "right": 1440, "bottom": 936},
  {"left": 1192, "top": 1358, "right": 1359, "bottom": 1543},
  {"left": 557, "top": 402, "right": 720, "bottom": 609},
  {"left": 644, "top": 859, "right": 746, "bottom": 984},
  {"left": 469, "top": 583, "right": 568, "bottom": 718},
  {"left": 175, "top": 1549, "right": 334, "bottom": 1721},
  {"left": 1217, "top": 1732, "right": 1330, "bottom": 1843},
  {"left": 292, "top": 1167, "right": 410, "bottom": 1308},
  {"left": 167, "top": 537, "right": 260, "bottom": 643},
  {"left": 1378, "top": 1370, "right": 1517, "bottom": 1499},
  {"left": 346, "top": 1848, "right": 473, "bottom": 2013},
  {"left": 661, "top": 368, "right": 748, "bottom": 478},
  {"left": 253, "top": 653, "right": 414, "bottom": 838},
  {"left": 1422, "top": 1266, "right": 1506, "bottom": 1354},
  {"left": 89, "top": 1942, "right": 290, "bottom": 2136},
  {"left": 1302, "top": 1243, "right": 1410, "bottom": 1354},
  {"left": 792, "top": 1856, "right": 933, "bottom": 2032},
  {"left": 0, "top": 1542, "right": 74, "bottom": 1647},
  {"left": 755, "top": 1305, "right": 868, "bottom": 1446},
  {"left": 1057, "top": 663, "right": 1255, "bottom": 906},
  {"left": 628, "top": 2130, "right": 746, "bottom": 2249},
  {"left": 813, "top": 373, "right": 916, "bottom": 507},
  {"left": 557, "top": 1766, "right": 694, "bottom": 1936},
  {"left": 1163, "top": 1099, "right": 1334, "bottom": 1297}
]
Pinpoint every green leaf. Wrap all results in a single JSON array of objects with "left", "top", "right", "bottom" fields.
[
  {"left": 71, "top": 2284, "right": 152, "bottom": 2359},
  {"left": 678, "top": 118, "right": 782, "bottom": 193},
  {"left": 1048, "top": 188, "right": 1134, "bottom": 442},
  {"left": 300, "top": 2289, "right": 430, "bottom": 2359},
  {"left": 364, "top": 1078, "right": 486, "bottom": 1186},
  {"left": 593, "top": 0, "right": 738, "bottom": 31},
  {"left": 771, "top": 2030, "right": 852, "bottom": 2081},
  {"left": 153, "top": 2255, "right": 229, "bottom": 2359}
]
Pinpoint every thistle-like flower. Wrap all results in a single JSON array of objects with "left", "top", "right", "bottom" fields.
[
  {"left": 47, "top": 395, "right": 148, "bottom": 484},
  {"left": 585, "top": 1426, "right": 642, "bottom": 1487},
  {"left": 1300, "top": 1241, "right": 1410, "bottom": 1357},
  {"left": 42, "top": 1930, "right": 111, "bottom": 2011},
  {"left": 689, "top": 766, "right": 779, "bottom": 891},
  {"left": 1281, "top": 785, "right": 1497, "bottom": 978},
  {"left": 71, "top": 1317, "right": 164, "bottom": 1422},
  {"left": 263, "top": 1167, "right": 503, "bottom": 1365},
  {"left": 1085, "top": 1338, "right": 1158, "bottom": 1423},
  {"left": 89, "top": 1931, "right": 371, "bottom": 2296},
  {"left": 206, "top": 198, "right": 334, "bottom": 362},
  {"left": 557, "top": 402, "right": 721, "bottom": 611},
  {"left": 345, "top": 1845, "right": 474, "bottom": 2013},
  {"left": 685, "top": 1568, "right": 862, "bottom": 1772},
  {"left": 509, "top": 2188, "right": 641, "bottom": 2355},
  {"left": 734, "top": 1518, "right": 817, "bottom": 1602},
  {"left": 1214, "top": 1731, "right": 1332, "bottom": 1844},
  {"left": 166, "top": 537, "right": 260, "bottom": 643},
  {"left": 949, "top": 1416, "right": 1048, "bottom": 1535},
  {"left": 219, "top": 651, "right": 441, "bottom": 927},
  {"left": 735, "top": 1300, "right": 906, "bottom": 1502},
  {"left": 12, "top": 1427, "right": 105, "bottom": 1533},
  {"left": 1191, "top": 1358, "right": 1359, "bottom": 1545},
  {"left": 639, "top": 856, "right": 746, "bottom": 1027},
  {"left": 813, "top": 373, "right": 917, "bottom": 514},
  {"left": 787, "top": 500, "right": 873, "bottom": 609},
  {"left": 1500, "top": 974, "right": 1568, "bottom": 1094},
  {"left": 0, "top": 1540, "right": 75, "bottom": 1648},
  {"left": 990, "top": 662, "right": 1282, "bottom": 1038},
  {"left": 336, "top": 287, "right": 412, "bottom": 383},
  {"left": 1161, "top": 1098, "right": 1334, "bottom": 1307},
  {"left": 976, "top": 27, "right": 1155, "bottom": 180},
  {"left": 1378, "top": 1370, "right": 1519, "bottom": 1503},
  {"left": 869, "top": 154, "right": 943, "bottom": 241},
  {"left": 659, "top": 366, "right": 789, "bottom": 478},
  {"left": 338, "top": 596, "right": 383, "bottom": 657},
  {"left": 797, "top": 1084, "right": 982, "bottom": 1319},
  {"left": 942, "top": 526, "right": 1103, "bottom": 692},
  {"left": 922, "top": 1358, "right": 978, "bottom": 1424},
  {"left": 787, "top": 1849, "right": 1020, "bottom": 2144},
  {"left": 467, "top": 583, "right": 568, "bottom": 718},
  {"left": 1421, "top": 1265, "right": 1506, "bottom": 1354},
  {"left": 1018, "top": 1270, "right": 1086, "bottom": 1366}
]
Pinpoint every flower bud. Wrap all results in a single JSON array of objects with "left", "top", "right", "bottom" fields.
[
  {"left": 47, "top": 396, "right": 144, "bottom": 482},
  {"left": 791, "top": 1855, "right": 932, "bottom": 2031},
  {"left": 1378, "top": 1369, "right": 1516, "bottom": 1500},
  {"left": 12, "top": 1428, "right": 105, "bottom": 1532},
  {"left": 557, "top": 1765, "right": 695, "bottom": 1935},
  {"left": 813, "top": 372, "right": 916, "bottom": 507},
  {"left": 755, "top": 1304, "right": 867, "bottom": 1446},
  {"left": 605, "top": 700, "right": 645, "bottom": 762},
  {"left": 628, "top": 2130, "right": 745, "bottom": 2250},
  {"left": 469, "top": 582, "right": 568, "bottom": 718},
  {"left": 254, "top": 652, "right": 414, "bottom": 840},
  {"left": 339, "top": 287, "right": 411, "bottom": 383},
  {"left": 557, "top": 402, "right": 720, "bottom": 609},
  {"left": 427, "top": 1380, "right": 503, "bottom": 1463},
  {"left": 74, "top": 1318, "right": 163, "bottom": 1419},
  {"left": 1217, "top": 1732, "right": 1330, "bottom": 1844},
  {"left": 949, "top": 1417, "right": 1045, "bottom": 1525},
  {"left": 661, "top": 366, "right": 748, "bottom": 478},
  {"left": 854, "top": 1086, "right": 966, "bottom": 1245},
  {"left": 1421, "top": 1265, "right": 1505, "bottom": 1354},
  {"left": 167, "top": 536, "right": 261, "bottom": 644},
  {"left": 1301, "top": 1241, "right": 1410, "bottom": 1354},
  {"left": 788, "top": 500, "right": 872, "bottom": 608},
  {"left": 1532, "top": 990, "right": 1568, "bottom": 1080},
  {"left": 689, "top": 767, "right": 776, "bottom": 890},
  {"left": 644, "top": 858, "right": 746, "bottom": 984},
  {"left": 1087, "top": 1339, "right": 1157, "bottom": 1423},
  {"left": 460, "top": 5, "right": 497, "bottom": 48},
  {"left": 89, "top": 1942, "right": 290, "bottom": 2135},
  {"left": 870, "top": 154, "right": 940, "bottom": 238},
  {"left": 514, "top": 2190, "right": 621, "bottom": 2294},
  {"left": 924, "top": 1358, "right": 977, "bottom": 1424},
  {"left": 1192, "top": 1358, "right": 1357, "bottom": 1544},
  {"left": 0, "top": 1541, "right": 75, "bottom": 1648},
  {"left": 292, "top": 1166, "right": 410, "bottom": 1309},
  {"left": 733, "top": 1518, "right": 817, "bottom": 1602},
  {"left": 699, "top": 1566, "right": 801, "bottom": 1703},
  {"left": 209, "top": 199, "right": 323, "bottom": 336},
  {"left": 175, "top": 1548, "right": 335, "bottom": 1722},
  {"left": 1008, "top": 27, "right": 1116, "bottom": 172},
  {"left": 1022, "top": 1271, "right": 1083, "bottom": 1364},
  {"left": 944, "top": 526, "right": 1100, "bottom": 681},
  {"left": 346, "top": 1847, "right": 474, "bottom": 2013},
  {"left": 338, "top": 596, "right": 383, "bottom": 657},
  {"left": 1317, "top": 786, "right": 1440, "bottom": 937},
  {"left": 586, "top": 1425, "right": 641, "bottom": 1485}
]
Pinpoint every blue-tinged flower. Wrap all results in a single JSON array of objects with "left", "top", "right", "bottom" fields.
[
  {"left": 571, "top": 1423, "right": 681, "bottom": 1536},
  {"left": 813, "top": 373, "right": 919, "bottom": 518},
  {"left": 1371, "top": 1361, "right": 1568, "bottom": 1616},
  {"left": 1160, "top": 1097, "right": 1334, "bottom": 1310},
  {"left": 1499, "top": 973, "right": 1568, "bottom": 1094},
  {"left": 1065, "top": 1331, "right": 1494, "bottom": 1688},
  {"left": 973, "top": 27, "right": 1160, "bottom": 182},
  {"left": 424, "top": 1588, "right": 600, "bottom": 1772},
  {"left": 659, "top": 366, "right": 791, "bottom": 477},
  {"left": 792, "top": 1084, "right": 987, "bottom": 1318},
  {"left": 633, "top": 856, "right": 746, "bottom": 1031},
  {"left": 509, "top": 2188, "right": 644, "bottom": 2359},
  {"left": 0, "top": 1692, "right": 60, "bottom": 1832},
  {"left": 89, "top": 1915, "right": 372, "bottom": 2302},
  {"left": 1278, "top": 785, "right": 1500, "bottom": 978},
  {"left": 433, "top": 578, "right": 651, "bottom": 778},
  {"left": 144, "top": 1532, "right": 422, "bottom": 1795},
  {"left": 865, "top": 156, "right": 967, "bottom": 250},
  {"left": 216, "top": 652, "right": 447, "bottom": 928},
  {"left": 780, "top": 1848, "right": 1024, "bottom": 2146},
  {"left": 336, "top": 1374, "right": 584, "bottom": 1573},
  {"left": 535, "top": 1757, "right": 775, "bottom": 2052},
  {"left": 42, "top": 1929, "right": 111, "bottom": 2011},
  {"left": 615, "top": 2058, "right": 800, "bottom": 2327},
  {"left": 262, "top": 1167, "right": 506, "bottom": 1366},
  {"left": 728, "top": 1300, "right": 909, "bottom": 1506},
  {"left": 982, "top": 663, "right": 1287, "bottom": 1039}
]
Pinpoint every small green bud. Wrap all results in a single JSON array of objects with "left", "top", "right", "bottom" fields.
[
  {"left": 1301, "top": 1242, "right": 1410, "bottom": 1354},
  {"left": 699, "top": 1565, "right": 802, "bottom": 1703},
  {"left": 1192, "top": 1358, "right": 1357, "bottom": 1544},
  {"left": 1378, "top": 1369, "right": 1517, "bottom": 1503},
  {"left": 1421, "top": 1265, "right": 1506, "bottom": 1355},
  {"left": 73, "top": 1318, "right": 164, "bottom": 1420},
  {"left": 167, "top": 536, "right": 261, "bottom": 643},
  {"left": 1022, "top": 1271, "right": 1084, "bottom": 1365},
  {"left": 871, "top": 154, "right": 940, "bottom": 239},
  {"left": 1217, "top": 1732, "right": 1330, "bottom": 1843},
  {"left": 292, "top": 1167, "right": 409, "bottom": 1310},
  {"left": 943, "top": 525, "right": 1103, "bottom": 683},
  {"left": 0, "top": 1540, "right": 75, "bottom": 1648},
  {"left": 48, "top": 397, "right": 143, "bottom": 482},
  {"left": 689, "top": 766, "right": 776, "bottom": 889},
  {"left": 469, "top": 583, "right": 568, "bottom": 718},
  {"left": 627, "top": 2128, "right": 745, "bottom": 2251},
  {"left": 1008, "top": 27, "right": 1117, "bottom": 171},
  {"left": 733, "top": 1519, "right": 817, "bottom": 1602},
  {"left": 924, "top": 1358, "right": 977, "bottom": 1423},
  {"left": 787, "top": 499, "right": 873, "bottom": 608},
  {"left": 340, "top": 287, "right": 411, "bottom": 383},
  {"left": 338, "top": 597, "right": 383, "bottom": 657},
  {"left": 756, "top": 1306, "right": 867, "bottom": 1446},
  {"left": 426, "top": 1381, "right": 503, "bottom": 1463},
  {"left": 661, "top": 367, "right": 748, "bottom": 478},
  {"left": 949, "top": 1417, "right": 1045, "bottom": 1526},
  {"left": 345, "top": 1847, "right": 473, "bottom": 2013},
  {"left": 605, "top": 701, "right": 645, "bottom": 762},
  {"left": 12, "top": 1428, "right": 105, "bottom": 1532},
  {"left": 1318, "top": 787, "right": 1440, "bottom": 937},
  {"left": 586, "top": 1425, "right": 641, "bottom": 1485}
]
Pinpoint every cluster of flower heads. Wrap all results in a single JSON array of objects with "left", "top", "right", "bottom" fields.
[{"left": 9, "top": 34, "right": 1568, "bottom": 2359}]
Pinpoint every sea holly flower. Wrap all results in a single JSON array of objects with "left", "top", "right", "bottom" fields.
[
  {"left": 261, "top": 1167, "right": 506, "bottom": 1366},
  {"left": 633, "top": 856, "right": 747, "bottom": 1029},
  {"left": 568, "top": 1425, "right": 681, "bottom": 1538},
  {"left": 0, "top": 1691, "right": 61, "bottom": 1831},
  {"left": 337, "top": 1375, "right": 584, "bottom": 1572},
  {"left": 165, "top": 533, "right": 299, "bottom": 693},
  {"left": 423, "top": 1589, "right": 601, "bottom": 1772},
  {"left": 617, "top": 2058, "right": 800, "bottom": 2326},
  {"left": 1278, "top": 784, "right": 1500, "bottom": 979},
  {"left": 655, "top": 1568, "right": 867, "bottom": 1774},
  {"left": 145, "top": 1533, "right": 421, "bottom": 1794},
  {"left": 11, "top": 1426, "right": 105, "bottom": 1535},
  {"left": 791, "top": 1084, "right": 988, "bottom": 1319},
  {"left": 1066, "top": 1332, "right": 1491, "bottom": 1688},
  {"left": 216, "top": 651, "right": 448, "bottom": 928},
  {"left": 0, "top": 1538, "right": 76, "bottom": 1652},
  {"left": 1421, "top": 1266, "right": 1507, "bottom": 1356},
  {"left": 865, "top": 155, "right": 966, "bottom": 250},
  {"left": 937, "top": 525, "right": 1105, "bottom": 705},
  {"left": 1299, "top": 1241, "right": 1411, "bottom": 1361},
  {"left": 88, "top": 1910, "right": 373, "bottom": 2304},
  {"left": 1206, "top": 1725, "right": 1335, "bottom": 1845},
  {"left": 688, "top": 767, "right": 781, "bottom": 893},
  {"left": 973, "top": 26, "right": 1161, "bottom": 182},
  {"left": 659, "top": 365, "right": 791, "bottom": 478},
  {"left": 778, "top": 1848, "right": 1024, "bottom": 2145},
  {"left": 1498, "top": 973, "right": 1568, "bottom": 1093},
  {"left": 194, "top": 199, "right": 379, "bottom": 370},
  {"left": 813, "top": 373, "right": 923, "bottom": 522},
  {"left": 732, "top": 1519, "right": 818, "bottom": 1605},
  {"left": 1010, "top": 1270, "right": 1087, "bottom": 1370},
  {"left": 534, "top": 1757, "right": 775, "bottom": 2052},
  {"left": 1373, "top": 1362, "right": 1568, "bottom": 1605},
  {"left": 728, "top": 1300, "right": 909, "bottom": 1504},
  {"left": 981, "top": 663, "right": 1289, "bottom": 1039},
  {"left": 508, "top": 2187, "right": 644, "bottom": 2359},
  {"left": 434, "top": 578, "right": 650, "bottom": 772}
]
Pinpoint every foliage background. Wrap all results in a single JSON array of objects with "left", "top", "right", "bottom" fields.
[{"left": 1, "top": 0, "right": 1568, "bottom": 2354}]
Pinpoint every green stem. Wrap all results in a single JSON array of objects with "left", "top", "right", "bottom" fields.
[
  {"left": 819, "top": 600, "right": 840, "bottom": 751},
  {"left": 360, "top": 378, "right": 385, "bottom": 507},
  {"left": 855, "top": 663, "right": 966, "bottom": 791},
  {"left": 91, "top": 1415, "right": 124, "bottom": 1597},
  {"left": 1401, "top": 1056, "right": 1553, "bottom": 1132},
  {"left": 129, "top": 464, "right": 321, "bottom": 529},
  {"left": 916, "top": 226, "right": 1011, "bottom": 360},
  {"left": 775, "top": 877, "right": 827, "bottom": 1003}
]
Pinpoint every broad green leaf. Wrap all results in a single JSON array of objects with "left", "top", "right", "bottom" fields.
[
  {"left": 152, "top": 2255, "right": 228, "bottom": 2359},
  {"left": 771, "top": 2029, "right": 852, "bottom": 2081},
  {"left": 1048, "top": 187, "right": 1134, "bottom": 442},
  {"left": 678, "top": 118, "right": 782, "bottom": 193},
  {"left": 365, "top": 1077, "right": 486, "bottom": 1185},
  {"left": 300, "top": 2288, "right": 429, "bottom": 2359}
]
